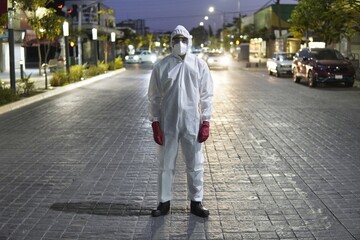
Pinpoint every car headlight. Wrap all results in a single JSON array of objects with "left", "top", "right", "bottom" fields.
[
  {"left": 125, "top": 56, "right": 129, "bottom": 60},
  {"left": 134, "top": 56, "right": 139, "bottom": 61},
  {"left": 221, "top": 57, "right": 230, "bottom": 65},
  {"left": 151, "top": 55, "right": 157, "bottom": 63},
  {"left": 208, "top": 58, "right": 215, "bottom": 64}
]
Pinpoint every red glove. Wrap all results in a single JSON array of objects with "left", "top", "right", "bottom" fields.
[
  {"left": 151, "top": 121, "right": 163, "bottom": 145},
  {"left": 198, "top": 121, "right": 210, "bottom": 143}
]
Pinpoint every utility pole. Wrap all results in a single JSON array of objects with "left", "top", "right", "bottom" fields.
[
  {"left": 77, "top": 8, "right": 82, "bottom": 65},
  {"left": 276, "top": 0, "right": 282, "bottom": 37},
  {"left": 237, "top": 0, "right": 241, "bottom": 35},
  {"left": 7, "top": 0, "right": 16, "bottom": 92}
]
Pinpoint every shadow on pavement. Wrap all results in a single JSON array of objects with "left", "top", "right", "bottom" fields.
[
  {"left": 50, "top": 202, "right": 151, "bottom": 216},
  {"left": 50, "top": 202, "right": 190, "bottom": 217}
]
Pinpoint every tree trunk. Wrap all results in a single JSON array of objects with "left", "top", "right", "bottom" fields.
[
  {"left": 104, "top": 40, "right": 108, "bottom": 64},
  {"left": 37, "top": 39, "right": 42, "bottom": 76}
]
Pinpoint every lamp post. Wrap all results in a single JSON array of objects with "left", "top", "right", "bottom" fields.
[
  {"left": 20, "top": 31, "right": 25, "bottom": 79},
  {"left": 111, "top": 32, "right": 116, "bottom": 64},
  {"left": 7, "top": 0, "right": 15, "bottom": 92},
  {"left": 92, "top": 28, "right": 98, "bottom": 66},
  {"left": 63, "top": 21, "right": 70, "bottom": 74},
  {"left": 203, "top": 16, "right": 211, "bottom": 41},
  {"left": 209, "top": 6, "right": 225, "bottom": 47},
  {"left": 209, "top": 6, "right": 225, "bottom": 29}
]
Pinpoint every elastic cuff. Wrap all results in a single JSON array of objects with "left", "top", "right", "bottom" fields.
[{"left": 151, "top": 117, "right": 159, "bottom": 122}]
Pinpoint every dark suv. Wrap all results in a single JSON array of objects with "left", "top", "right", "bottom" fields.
[{"left": 292, "top": 48, "right": 355, "bottom": 87}]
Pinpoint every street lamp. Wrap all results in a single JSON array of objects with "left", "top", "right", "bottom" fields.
[
  {"left": 92, "top": 28, "right": 98, "bottom": 66},
  {"left": 209, "top": 6, "right": 225, "bottom": 46},
  {"left": 7, "top": 0, "right": 16, "bottom": 91},
  {"left": 111, "top": 32, "right": 116, "bottom": 64},
  {"left": 63, "top": 21, "right": 70, "bottom": 74},
  {"left": 208, "top": 6, "right": 225, "bottom": 29},
  {"left": 20, "top": 31, "right": 25, "bottom": 79}
]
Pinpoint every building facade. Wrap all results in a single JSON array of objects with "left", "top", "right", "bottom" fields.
[{"left": 64, "top": 0, "right": 121, "bottom": 65}]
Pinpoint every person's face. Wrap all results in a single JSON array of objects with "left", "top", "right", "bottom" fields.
[{"left": 172, "top": 36, "right": 188, "bottom": 46}]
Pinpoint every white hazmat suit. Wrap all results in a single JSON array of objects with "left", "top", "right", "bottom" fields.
[{"left": 148, "top": 25, "right": 214, "bottom": 203}]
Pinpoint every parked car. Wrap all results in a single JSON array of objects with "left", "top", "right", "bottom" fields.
[
  {"left": 203, "top": 52, "right": 230, "bottom": 70},
  {"left": 292, "top": 48, "right": 355, "bottom": 87},
  {"left": 266, "top": 52, "right": 294, "bottom": 77},
  {"left": 125, "top": 50, "right": 157, "bottom": 64}
]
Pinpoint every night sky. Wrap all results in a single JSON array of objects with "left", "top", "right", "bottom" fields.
[{"left": 102, "top": 0, "right": 297, "bottom": 32}]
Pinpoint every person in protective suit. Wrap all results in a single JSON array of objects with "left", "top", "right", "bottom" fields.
[{"left": 148, "top": 25, "right": 213, "bottom": 218}]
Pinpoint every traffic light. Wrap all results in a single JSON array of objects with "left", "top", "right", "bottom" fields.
[
  {"left": 46, "top": 0, "right": 66, "bottom": 17},
  {"left": 67, "top": 5, "right": 78, "bottom": 19}
]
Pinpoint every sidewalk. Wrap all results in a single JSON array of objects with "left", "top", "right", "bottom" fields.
[
  {"left": 0, "top": 68, "right": 125, "bottom": 115},
  {"left": 0, "top": 68, "right": 52, "bottom": 89}
]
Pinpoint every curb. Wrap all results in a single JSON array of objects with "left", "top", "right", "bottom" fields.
[{"left": 0, "top": 68, "right": 126, "bottom": 115}]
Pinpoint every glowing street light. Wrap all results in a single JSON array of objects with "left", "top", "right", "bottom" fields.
[
  {"left": 92, "top": 28, "right": 98, "bottom": 66},
  {"left": 63, "top": 21, "right": 70, "bottom": 74},
  {"left": 111, "top": 32, "right": 116, "bottom": 63}
]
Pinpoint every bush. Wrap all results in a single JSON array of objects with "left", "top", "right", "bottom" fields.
[
  {"left": 98, "top": 61, "right": 109, "bottom": 74},
  {"left": 109, "top": 57, "right": 124, "bottom": 70},
  {"left": 84, "top": 65, "right": 102, "bottom": 77},
  {"left": 68, "top": 65, "right": 84, "bottom": 83},
  {"left": 0, "top": 85, "right": 20, "bottom": 106},
  {"left": 50, "top": 71, "right": 68, "bottom": 86},
  {"left": 16, "top": 74, "right": 35, "bottom": 96},
  {"left": 114, "top": 57, "right": 124, "bottom": 69}
]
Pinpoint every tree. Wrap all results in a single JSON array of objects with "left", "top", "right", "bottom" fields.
[
  {"left": 289, "top": 0, "right": 360, "bottom": 46},
  {"left": 160, "top": 34, "right": 170, "bottom": 54},
  {"left": 135, "top": 35, "right": 145, "bottom": 50},
  {"left": 145, "top": 33, "right": 154, "bottom": 51},
  {"left": 208, "top": 25, "right": 214, "bottom": 37},
  {"left": 242, "top": 24, "right": 257, "bottom": 40},
  {"left": 97, "top": 8, "right": 116, "bottom": 64},
  {"left": 190, "top": 26, "right": 208, "bottom": 48},
  {"left": 16, "top": 0, "right": 65, "bottom": 74},
  {"left": 0, "top": 13, "right": 7, "bottom": 34}
]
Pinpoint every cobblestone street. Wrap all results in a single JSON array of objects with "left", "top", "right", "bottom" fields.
[{"left": 0, "top": 63, "right": 359, "bottom": 239}]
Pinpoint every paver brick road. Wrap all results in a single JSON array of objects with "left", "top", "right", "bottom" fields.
[{"left": 0, "top": 63, "right": 360, "bottom": 239}]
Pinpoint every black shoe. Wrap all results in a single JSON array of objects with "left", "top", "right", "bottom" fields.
[
  {"left": 190, "top": 201, "right": 209, "bottom": 218},
  {"left": 151, "top": 201, "right": 170, "bottom": 217}
]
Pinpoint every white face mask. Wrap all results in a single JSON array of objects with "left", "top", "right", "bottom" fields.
[{"left": 173, "top": 42, "right": 188, "bottom": 56}]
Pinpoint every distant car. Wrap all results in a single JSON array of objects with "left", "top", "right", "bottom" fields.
[
  {"left": 266, "top": 52, "right": 294, "bottom": 77},
  {"left": 191, "top": 49, "right": 201, "bottom": 56},
  {"left": 204, "top": 52, "right": 230, "bottom": 70},
  {"left": 125, "top": 50, "right": 157, "bottom": 64},
  {"left": 292, "top": 48, "right": 356, "bottom": 87}
]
